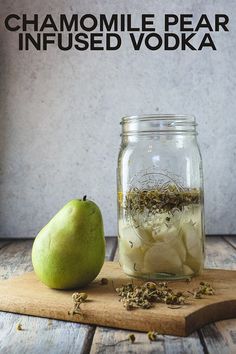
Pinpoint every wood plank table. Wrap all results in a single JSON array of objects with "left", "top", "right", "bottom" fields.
[{"left": 0, "top": 236, "right": 236, "bottom": 354}]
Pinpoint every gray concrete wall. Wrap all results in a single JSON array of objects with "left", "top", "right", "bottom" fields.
[{"left": 0, "top": 0, "right": 236, "bottom": 237}]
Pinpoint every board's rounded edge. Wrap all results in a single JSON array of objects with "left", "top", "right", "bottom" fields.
[{"left": 185, "top": 299, "right": 236, "bottom": 335}]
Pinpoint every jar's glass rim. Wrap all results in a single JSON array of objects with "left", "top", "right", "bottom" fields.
[
  {"left": 121, "top": 114, "right": 196, "bottom": 124},
  {"left": 121, "top": 114, "right": 197, "bottom": 135}
]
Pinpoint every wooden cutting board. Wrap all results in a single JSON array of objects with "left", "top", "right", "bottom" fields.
[{"left": 0, "top": 261, "right": 235, "bottom": 337}]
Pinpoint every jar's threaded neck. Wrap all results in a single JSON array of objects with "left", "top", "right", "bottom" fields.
[{"left": 121, "top": 115, "right": 197, "bottom": 135}]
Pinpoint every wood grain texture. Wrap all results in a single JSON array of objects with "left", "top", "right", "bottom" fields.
[
  {"left": 200, "top": 236, "right": 236, "bottom": 354},
  {"left": 90, "top": 327, "right": 204, "bottom": 354},
  {"left": 0, "top": 239, "right": 33, "bottom": 279},
  {"left": 0, "top": 312, "right": 95, "bottom": 354},
  {"left": 224, "top": 236, "right": 236, "bottom": 250},
  {"left": 0, "top": 240, "right": 12, "bottom": 249},
  {"left": 0, "top": 262, "right": 236, "bottom": 337},
  {"left": 0, "top": 237, "right": 117, "bottom": 354},
  {"left": 205, "top": 236, "right": 236, "bottom": 270}
]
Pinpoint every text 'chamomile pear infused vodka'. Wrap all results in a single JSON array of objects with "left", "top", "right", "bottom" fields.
[{"left": 117, "top": 115, "right": 205, "bottom": 280}]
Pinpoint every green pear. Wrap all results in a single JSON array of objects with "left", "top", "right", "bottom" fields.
[{"left": 32, "top": 196, "right": 105, "bottom": 289}]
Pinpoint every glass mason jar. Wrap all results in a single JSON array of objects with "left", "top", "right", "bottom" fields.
[{"left": 117, "top": 115, "right": 205, "bottom": 280}]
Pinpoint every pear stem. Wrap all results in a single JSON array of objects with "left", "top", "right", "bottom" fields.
[{"left": 83, "top": 195, "right": 87, "bottom": 201}]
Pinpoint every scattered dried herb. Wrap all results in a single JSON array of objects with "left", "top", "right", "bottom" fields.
[
  {"left": 69, "top": 292, "right": 88, "bottom": 315},
  {"left": 185, "top": 277, "right": 192, "bottom": 283},
  {"left": 129, "top": 241, "right": 134, "bottom": 248},
  {"left": 128, "top": 334, "right": 136, "bottom": 344},
  {"left": 97, "top": 334, "right": 136, "bottom": 353},
  {"left": 100, "top": 278, "right": 108, "bottom": 285},
  {"left": 116, "top": 281, "right": 215, "bottom": 310},
  {"left": 147, "top": 331, "right": 158, "bottom": 341},
  {"left": 189, "top": 281, "right": 215, "bottom": 299},
  {"left": 115, "top": 281, "right": 187, "bottom": 310},
  {"left": 16, "top": 323, "right": 23, "bottom": 331},
  {"left": 125, "top": 185, "right": 200, "bottom": 218}
]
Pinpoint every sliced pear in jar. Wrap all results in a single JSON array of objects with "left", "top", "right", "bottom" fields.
[
  {"left": 143, "top": 242, "right": 183, "bottom": 274},
  {"left": 118, "top": 220, "right": 142, "bottom": 247},
  {"left": 119, "top": 237, "right": 144, "bottom": 274},
  {"left": 181, "top": 221, "right": 203, "bottom": 274},
  {"left": 118, "top": 220, "right": 146, "bottom": 272},
  {"left": 152, "top": 223, "right": 186, "bottom": 263},
  {"left": 183, "top": 264, "right": 194, "bottom": 276},
  {"left": 128, "top": 214, "right": 154, "bottom": 244},
  {"left": 185, "top": 255, "right": 203, "bottom": 274}
]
